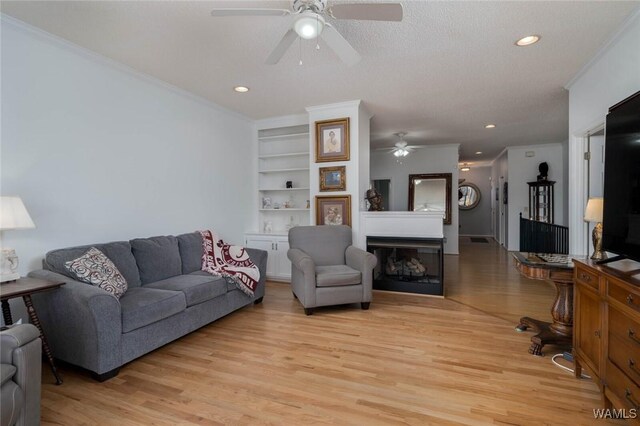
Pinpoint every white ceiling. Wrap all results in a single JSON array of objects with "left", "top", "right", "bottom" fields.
[{"left": 2, "top": 1, "right": 638, "bottom": 163}]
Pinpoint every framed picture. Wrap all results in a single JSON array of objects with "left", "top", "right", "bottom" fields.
[
  {"left": 315, "top": 118, "right": 350, "bottom": 163},
  {"left": 319, "top": 166, "right": 346, "bottom": 192},
  {"left": 316, "top": 195, "right": 351, "bottom": 227}
]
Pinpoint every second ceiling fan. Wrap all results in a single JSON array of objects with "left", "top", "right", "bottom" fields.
[{"left": 211, "top": 0, "right": 403, "bottom": 65}]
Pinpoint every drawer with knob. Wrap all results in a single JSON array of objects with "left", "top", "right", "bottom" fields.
[
  {"left": 608, "top": 278, "right": 640, "bottom": 314},
  {"left": 605, "top": 360, "right": 640, "bottom": 412},
  {"left": 610, "top": 306, "right": 640, "bottom": 349},
  {"left": 575, "top": 264, "right": 599, "bottom": 291},
  {"left": 609, "top": 333, "right": 640, "bottom": 385}
]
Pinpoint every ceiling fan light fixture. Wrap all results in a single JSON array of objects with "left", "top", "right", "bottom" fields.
[
  {"left": 294, "top": 13, "right": 325, "bottom": 40},
  {"left": 461, "top": 166, "right": 470, "bottom": 172}
]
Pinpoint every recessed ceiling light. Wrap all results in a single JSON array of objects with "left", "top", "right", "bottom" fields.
[
  {"left": 475, "top": 151, "right": 482, "bottom": 155},
  {"left": 485, "top": 124, "right": 496, "bottom": 129},
  {"left": 461, "top": 167, "right": 470, "bottom": 172},
  {"left": 233, "top": 86, "right": 249, "bottom": 93},
  {"left": 515, "top": 35, "right": 541, "bottom": 46}
]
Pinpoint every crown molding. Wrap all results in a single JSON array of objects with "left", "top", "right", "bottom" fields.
[{"left": 1, "top": 14, "right": 252, "bottom": 123}]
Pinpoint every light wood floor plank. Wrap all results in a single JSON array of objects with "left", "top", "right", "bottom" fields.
[{"left": 40, "top": 238, "right": 619, "bottom": 425}]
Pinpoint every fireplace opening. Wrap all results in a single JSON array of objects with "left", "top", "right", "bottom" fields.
[{"left": 367, "top": 236, "right": 444, "bottom": 296}]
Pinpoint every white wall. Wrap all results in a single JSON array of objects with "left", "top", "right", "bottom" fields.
[
  {"left": 370, "top": 144, "right": 460, "bottom": 254},
  {"left": 459, "top": 166, "right": 492, "bottom": 237},
  {"left": 1, "top": 18, "right": 254, "bottom": 275},
  {"left": 506, "top": 143, "right": 566, "bottom": 251},
  {"left": 566, "top": 8, "right": 640, "bottom": 255},
  {"left": 491, "top": 152, "right": 508, "bottom": 245}
]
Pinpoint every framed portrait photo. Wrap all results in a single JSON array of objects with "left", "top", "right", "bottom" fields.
[
  {"left": 315, "top": 118, "right": 350, "bottom": 163},
  {"left": 319, "top": 166, "right": 346, "bottom": 192},
  {"left": 316, "top": 195, "right": 351, "bottom": 227}
]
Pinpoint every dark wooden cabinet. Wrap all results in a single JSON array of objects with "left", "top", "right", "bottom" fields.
[
  {"left": 573, "top": 259, "right": 640, "bottom": 413},
  {"left": 528, "top": 181, "right": 555, "bottom": 223}
]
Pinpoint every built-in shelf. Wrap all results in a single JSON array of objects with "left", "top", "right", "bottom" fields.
[
  {"left": 258, "top": 132, "right": 309, "bottom": 141},
  {"left": 258, "top": 152, "right": 309, "bottom": 159},
  {"left": 259, "top": 208, "right": 310, "bottom": 212},
  {"left": 259, "top": 187, "right": 310, "bottom": 192},
  {"left": 258, "top": 168, "right": 309, "bottom": 174}
]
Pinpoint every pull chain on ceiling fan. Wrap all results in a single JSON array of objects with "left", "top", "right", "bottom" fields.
[{"left": 211, "top": 0, "right": 403, "bottom": 66}]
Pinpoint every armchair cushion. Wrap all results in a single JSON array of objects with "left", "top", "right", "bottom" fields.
[
  {"left": 316, "top": 265, "right": 361, "bottom": 287},
  {"left": 288, "top": 225, "right": 352, "bottom": 266},
  {"left": 0, "top": 365, "right": 16, "bottom": 386}
]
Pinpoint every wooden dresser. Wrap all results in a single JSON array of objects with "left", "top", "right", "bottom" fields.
[{"left": 574, "top": 259, "right": 640, "bottom": 414}]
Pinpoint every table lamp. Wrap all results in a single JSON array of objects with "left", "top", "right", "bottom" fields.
[
  {"left": 0, "top": 196, "right": 36, "bottom": 282},
  {"left": 584, "top": 197, "right": 607, "bottom": 261}
]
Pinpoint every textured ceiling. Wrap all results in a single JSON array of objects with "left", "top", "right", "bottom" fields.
[{"left": 2, "top": 1, "right": 638, "bottom": 163}]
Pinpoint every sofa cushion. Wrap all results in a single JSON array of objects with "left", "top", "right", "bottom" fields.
[
  {"left": 177, "top": 232, "right": 203, "bottom": 274},
  {"left": 145, "top": 274, "right": 227, "bottom": 307},
  {"left": 189, "top": 271, "right": 236, "bottom": 293},
  {"left": 119, "top": 287, "right": 186, "bottom": 333},
  {"left": 64, "top": 247, "right": 128, "bottom": 299},
  {"left": 315, "top": 265, "right": 361, "bottom": 287},
  {"left": 130, "top": 236, "right": 182, "bottom": 285},
  {"left": 45, "top": 241, "right": 141, "bottom": 287}
]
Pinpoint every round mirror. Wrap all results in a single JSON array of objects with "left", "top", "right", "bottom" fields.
[{"left": 458, "top": 183, "right": 481, "bottom": 210}]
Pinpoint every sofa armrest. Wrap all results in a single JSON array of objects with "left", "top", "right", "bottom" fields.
[
  {"left": 245, "top": 248, "right": 267, "bottom": 300},
  {"left": 27, "top": 269, "right": 123, "bottom": 374},
  {"left": 0, "top": 323, "right": 41, "bottom": 426},
  {"left": 345, "top": 246, "right": 377, "bottom": 303}
]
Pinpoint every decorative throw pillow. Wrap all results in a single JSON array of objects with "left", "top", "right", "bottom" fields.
[{"left": 64, "top": 247, "right": 128, "bottom": 299}]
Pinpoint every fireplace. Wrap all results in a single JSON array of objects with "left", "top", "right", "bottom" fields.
[{"left": 367, "top": 236, "right": 444, "bottom": 296}]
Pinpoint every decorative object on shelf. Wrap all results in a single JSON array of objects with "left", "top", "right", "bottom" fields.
[
  {"left": 273, "top": 202, "right": 281, "bottom": 209},
  {"left": 286, "top": 181, "right": 293, "bottom": 188},
  {"left": 316, "top": 195, "right": 351, "bottom": 227},
  {"left": 262, "top": 197, "right": 272, "bottom": 209},
  {"left": 319, "top": 166, "right": 346, "bottom": 191},
  {"left": 408, "top": 173, "right": 452, "bottom": 224},
  {"left": 285, "top": 216, "right": 297, "bottom": 231},
  {"left": 365, "top": 187, "right": 384, "bottom": 211},
  {"left": 584, "top": 197, "right": 607, "bottom": 261},
  {"left": 537, "top": 162, "right": 549, "bottom": 181},
  {"left": 315, "top": 117, "right": 350, "bottom": 163},
  {"left": 263, "top": 221, "right": 273, "bottom": 233},
  {"left": 458, "top": 182, "right": 481, "bottom": 210},
  {"left": 0, "top": 196, "right": 36, "bottom": 283},
  {"left": 306, "top": 200, "right": 310, "bottom": 209}
]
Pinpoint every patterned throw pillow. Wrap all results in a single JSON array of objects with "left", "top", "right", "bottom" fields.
[{"left": 64, "top": 247, "right": 128, "bottom": 299}]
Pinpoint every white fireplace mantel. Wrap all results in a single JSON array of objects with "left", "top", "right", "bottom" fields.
[{"left": 358, "top": 211, "right": 444, "bottom": 248}]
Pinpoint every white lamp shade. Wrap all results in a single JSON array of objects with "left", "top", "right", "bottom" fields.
[
  {"left": 0, "top": 196, "right": 36, "bottom": 230},
  {"left": 584, "top": 197, "right": 604, "bottom": 223},
  {"left": 294, "top": 12, "right": 325, "bottom": 40}
]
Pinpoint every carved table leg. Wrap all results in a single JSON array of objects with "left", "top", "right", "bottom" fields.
[
  {"left": 23, "top": 295, "right": 63, "bottom": 385},
  {"left": 1, "top": 300, "right": 13, "bottom": 325}
]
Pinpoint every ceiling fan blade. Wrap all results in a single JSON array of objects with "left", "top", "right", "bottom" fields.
[
  {"left": 265, "top": 29, "right": 298, "bottom": 65},
  {"left": 211, "top": 8, "right": 291, "bottom": 16},
  {"left": 329, "top": 3, "right": 403, "bottom": 21},
  {"left": 321, "top": 25, "right": 361, "bottom": 66}
]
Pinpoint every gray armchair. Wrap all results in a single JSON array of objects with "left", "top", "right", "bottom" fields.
[
  {"left": 287, "top": 225, "right": 377, "bottom": 315},
  {"left": 1, "top": 324, "right": 41, "bottom": 426}
]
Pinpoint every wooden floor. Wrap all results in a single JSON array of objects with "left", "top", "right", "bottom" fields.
[{"left": 40, "top": 239, "right": 615, "bottom": 425}]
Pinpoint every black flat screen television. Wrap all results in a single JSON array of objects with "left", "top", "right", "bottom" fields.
[{"left": 602, "top": 90, "right": 640, "bottom": 263}]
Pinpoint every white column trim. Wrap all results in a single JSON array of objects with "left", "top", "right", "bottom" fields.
[{"left": 568, "top": 135, "right": 588, "bottom": 255}]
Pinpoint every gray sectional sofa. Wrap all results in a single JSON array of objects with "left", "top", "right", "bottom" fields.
[{"left": 27, "top": 232, "right": 266, "bottom": 381}]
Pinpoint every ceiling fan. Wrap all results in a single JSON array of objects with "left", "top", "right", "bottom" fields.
[
  {"left": 211, "top": 0, "right": 403, "bottom": 66},
  {"left": 378, "top": 132, "right": 421, "bottom": 157}
]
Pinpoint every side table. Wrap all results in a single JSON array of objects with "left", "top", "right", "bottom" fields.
[{"left": 1, "top": 277, "right": 64, "bottom": 385}]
